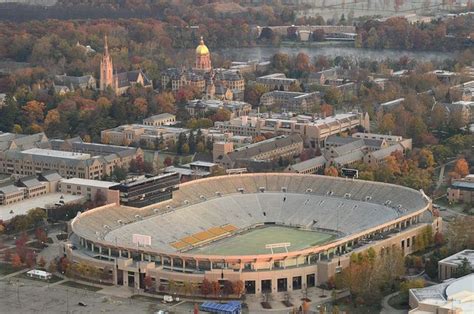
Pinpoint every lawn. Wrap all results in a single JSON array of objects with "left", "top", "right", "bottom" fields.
[
  {"left": 189, "top": 226, "right": 335, "bottom": 255},
  {"left": 0, "top": 263, "right": 24, "bottom": 276},
  {"left": 60, "top": 280, "right": 102, "bottom": 292}
]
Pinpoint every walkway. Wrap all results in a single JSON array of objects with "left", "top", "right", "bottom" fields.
[{"left": 380, "top": 292, "right": 406, "bottom": 314}]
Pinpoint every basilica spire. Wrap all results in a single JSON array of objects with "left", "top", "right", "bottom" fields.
[{"left": 100, "top": 35, "right": 114, "bottom": 91}]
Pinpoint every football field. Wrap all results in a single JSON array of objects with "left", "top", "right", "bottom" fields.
[{"left": 188, "top": 225, "right": 335, "bottom": 255}]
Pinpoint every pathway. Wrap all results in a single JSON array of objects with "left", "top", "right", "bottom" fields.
[
  {"left": 380, "top": 292, "right": 406, "bottom": 314},
  {"left": 41, "top": 278, "right": 68, "bottom": 289}
]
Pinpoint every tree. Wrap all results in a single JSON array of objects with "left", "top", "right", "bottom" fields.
[
  {"left": 294, "top": 52, "right": 312, "bottom": 77},
  {"left": 201, "top": 278, "right": 212, "bottom": 297},
  {"left": 222, "top": 280, "right": 234, "bottom": 296},
  {"left": 378, "top": 113, "right": 396, "bottom": 134},
  {"left": 48, "top": 261, "right": 57, "bottom": 274},
  {"left": 25, "top": 251, "right": 36, "bottom": 268},
  {"left": 22, "top": 100, "right": 46, "bottom": 125},
  {"left": 144, "top": 275, "right": 154, "bottom": 291},
  {"left": 183, "top": 281, "right": 194, "bottom": 296},
  {"left": 133, "top": 97, "right": 148, "bottom": 117},
  {"left": 212, "top": 281, "right": 221, "bottom": 297},
  {"left": 35, "top": 227, "right": 48, "bottom": 243},
  {"left": 155, "top": 92, "right": 175, "bottom": 113},
  {"left": 11, "top": 253, "right": 22, "bottom": 269},
  {"left": 164, "top": 156, "right": 173, "bottom": 167},
  {"left": 44, "top": 109, "right": 61, "bottom": 133},
  {"left": 271, "top": 52, "right": 290, "bottom": 73},
  {"left": 37, "top": 256, "right": 46, "bottom": 268},
  {"left": 453, "top": 158, "right": 469, "bottom": 178},
  {"left": 233, "top": 280, "right": 244, "bottom": 297},
  {"left": 454, "top": 258, "right": 472, "bottom": 278},
  {"left": 323, "top": 87, "right": 343, "bottom": 107},
  {"left": 93, "top": 190, "right": 107, "bottom": 207},
  {"left": 400, "top": 279, "right": 424, "bottom": 299},
  {"left": 324, "top": 166, "right": 338, "bottom": 177},
  {"left": 320, "top": 104, "right": 333, "bottom": 117},
  {"left": 446, "top": 217, "right": 474, "bottom": 252}
]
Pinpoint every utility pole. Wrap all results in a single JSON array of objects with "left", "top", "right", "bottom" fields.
[
  {"left": 16, "top": 279, "right": 20, "bottom": 307},
  {"left": 66, "top": 287, "right": 69, "bottom": 313}
]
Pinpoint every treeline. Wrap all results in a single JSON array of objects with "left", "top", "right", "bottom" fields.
[
  {"left": 356, "top": 16, "right": 474, "bottom": 51},
  {"left": 0, "top": 3, "right": 161, "bottom": 22}
]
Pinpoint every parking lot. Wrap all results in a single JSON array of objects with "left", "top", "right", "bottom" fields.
[{"left": 0, "top": 277, "right": 163, "bottom": 314}]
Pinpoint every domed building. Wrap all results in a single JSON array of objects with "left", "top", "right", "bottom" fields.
[{"left": 195, "top": 36, "right": 211, "bottom": 72}]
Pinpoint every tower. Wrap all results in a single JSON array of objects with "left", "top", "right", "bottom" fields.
[
  {"left": 100, "top": 35, "right": 114, "bottom": 91},
  {"left": 195, "top": 36, "right": 211, "bottom": 72}
]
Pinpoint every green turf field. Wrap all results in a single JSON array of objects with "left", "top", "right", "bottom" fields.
[{"left": 188, "top": 226, "right": 335, "bottom": 255}]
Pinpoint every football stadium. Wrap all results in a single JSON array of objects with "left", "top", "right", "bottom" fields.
[{"left": 67, "top": 173, "right": 438, "bottom": 295}]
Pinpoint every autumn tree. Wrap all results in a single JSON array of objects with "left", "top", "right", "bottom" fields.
[
  {"left": 320, "top": 104, "right": 333, "bottom": 117},
  {"left": 294, "top": 52, "right": 312, "bottom": 77},
  {"left": 201, "top": 278, "right": 212, "bottom": 297},
  {"left": 35, "top": 227, "right": 48, "bottom": 243},
  {"left": 37, "top": 256, "right": 46, "bottom": 269},
  {"left": 11, "top": 253, "right": 22, "bottom": 269},
  {"left": 324, "top": 166, "right": 339, "bottom": 177},
  {"left": 212, "top": 281, "right": 221, "bottom": 297},
  {"left": 233, "top": 280, "right": 244, "bottom": 297},
  {"left": 323, "top": 87, "right": 343, "bottom": 107},
  {"left": 144, "top": 275, "right": 154, "bottom": 291},
  {"left": 453, "top": 158, "right": 469, "bottom": 178},
  {"left": 400, "top": 279, "right": 424, "bottom": 299},
  {"left": 155, "top": 92, "right": 175, "bottom": 113},
  {"left": 446, "top": 216, "right": 474, "bottom": 252},
  {"left": 22, "top": 100, "right": 46, "bottom": 125},
  {"left": 133, "top": 97, "right": 148, "bottom": 117}
]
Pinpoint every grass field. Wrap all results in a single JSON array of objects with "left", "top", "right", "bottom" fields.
[{"left": 189, "top": 226, "right": 335, "bottom": 255}]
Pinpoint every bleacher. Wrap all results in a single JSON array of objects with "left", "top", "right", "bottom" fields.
[{"left": 72, "top": 173, "right": 429, "bottom": 254}]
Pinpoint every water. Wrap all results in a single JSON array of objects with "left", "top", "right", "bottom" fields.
[{"left": 215, "top": 45, "right": 457, "bottom": 63}]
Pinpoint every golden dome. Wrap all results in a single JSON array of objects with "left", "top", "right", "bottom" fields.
[{"left": 196, "top": 36, "right": 210, "bottom": 55}]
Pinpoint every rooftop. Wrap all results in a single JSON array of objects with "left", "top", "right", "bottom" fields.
[
  {"left": 60, "top": 178, "right": 118, "bottom": 189},
  {"left": 451, "top": 180, "right": 474, "bottom": 191},
  {"left": 21, "top": 148, "right": 91, "bottom": 160},
  {"left": 0, "top": 193, "right": 84, "bottom": 221},
  {"left": 439, "top": 249, "right": 474, "bottom": 268}
]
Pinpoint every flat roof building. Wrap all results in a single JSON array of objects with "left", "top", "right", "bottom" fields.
[
  {"left": 110, "top": 173, "right": 180, "bottom": 208},
  {"left": 438, "top": 250, "right": 474, "bottom": 281},
  {"left": 215, "top": 112, "right": 370, "bottom": 148},
  {"left": 58, "top": 178, "right": 119, "bottom": 204},
  {"left": 447, "top": 174, "right": 474, "bottom": 205}
]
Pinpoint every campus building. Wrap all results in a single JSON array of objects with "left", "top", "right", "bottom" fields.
[
  {"left": 213, "top": 134, "right": 304, "bottom": 169},
  {"left": 214, "top": 112, "right": 370, "bottom": 148},
  {"left": 447, "top": 174, "right": 474, "bottom": 204},
  {"left": 259, "top": 91, "right": 320, "bottom": 112},
  {"left": 256, "top": 73, "right": 299, "bottom": 91},
  {"left": 409, "top": 273, "right": 474, "bottom": 313}
]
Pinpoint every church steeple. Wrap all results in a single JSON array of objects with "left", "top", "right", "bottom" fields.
[{"left": 100, "top": 35, "right": 114, "bottom": 91}]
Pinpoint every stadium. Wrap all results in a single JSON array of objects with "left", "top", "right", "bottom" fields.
[{"left": 67, "top": 173, "right": 437, "bottom": 295}]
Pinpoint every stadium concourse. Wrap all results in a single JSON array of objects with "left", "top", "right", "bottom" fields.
[{"left": 67, "top": 173, "right": 439, "bottom": 295}]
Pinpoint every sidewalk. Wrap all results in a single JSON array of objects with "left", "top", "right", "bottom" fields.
[{"left": 380, "top": 292, "right": 406, "bottom": 314}]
